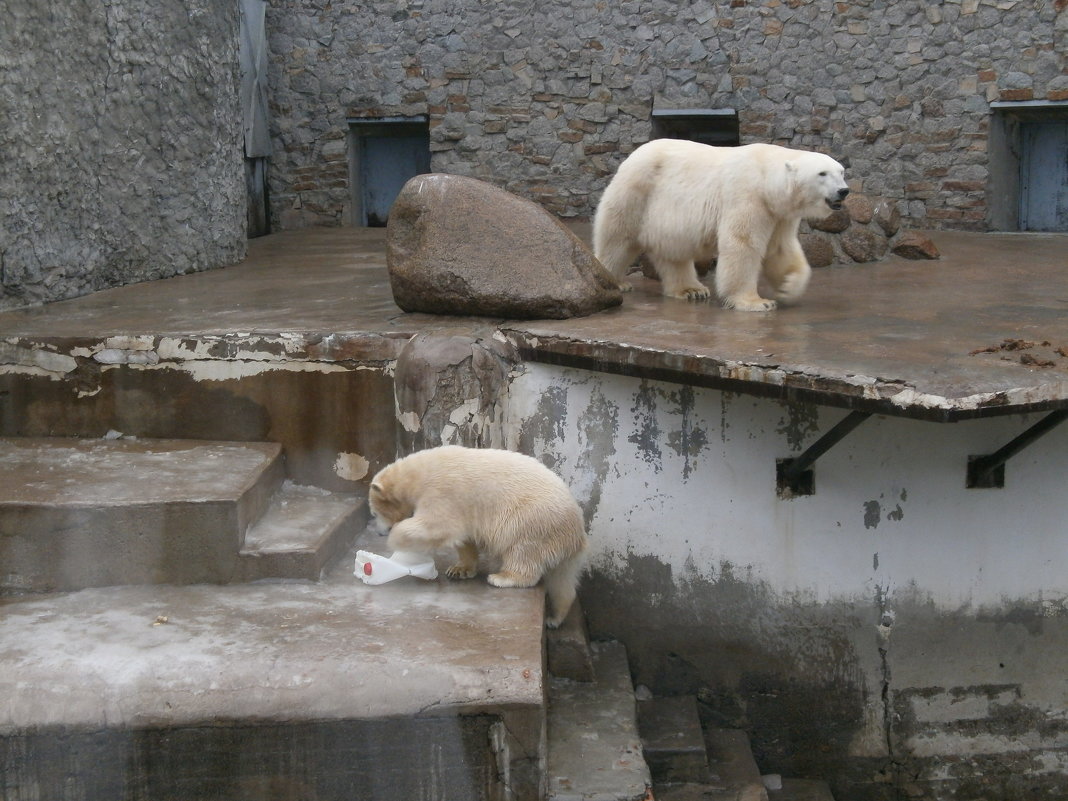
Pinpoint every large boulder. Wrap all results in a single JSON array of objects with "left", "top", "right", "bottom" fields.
[{"left": 386, "top": 174, "right": 622, "bottom": 319}]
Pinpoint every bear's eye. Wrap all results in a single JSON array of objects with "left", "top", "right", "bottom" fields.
[{"left": 819, "top": 171, "right": 827, "bottom": 176}]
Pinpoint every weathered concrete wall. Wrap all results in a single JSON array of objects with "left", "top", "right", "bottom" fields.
[
  {"left": 0, "top": 2, "right": 247, "bottom": 310},
  {"left": 3, "top": 717, "right": 500, "bottom": 801},
  {"left": 0, "top": 333, "right": 399, "bottom": 492},
  {"left": 265, "top": 0, "right": 1065, "bottom": 232},
  {"left": 500, "top": 363, "right": 1068, "bottom": 800}
]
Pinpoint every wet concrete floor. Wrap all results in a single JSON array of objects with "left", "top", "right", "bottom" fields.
[{"left": 0, "top": 225, "right": 1065, "bottom": 420}]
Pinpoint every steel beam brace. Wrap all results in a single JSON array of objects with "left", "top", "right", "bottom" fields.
[
  {"left": 777, "top": 411, "right": 872, "bottom": 497},
  {"left": 967, "top": 408, "right": 1068, "bottom": 488}
]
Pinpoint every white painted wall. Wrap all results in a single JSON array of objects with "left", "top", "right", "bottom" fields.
[{"left": 506, "top": 362, "right": 1068, "bottom": 613}]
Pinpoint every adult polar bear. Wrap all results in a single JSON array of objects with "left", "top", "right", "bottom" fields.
[{"left": 592, "top": 139, "right": 850, "bottom": 311}]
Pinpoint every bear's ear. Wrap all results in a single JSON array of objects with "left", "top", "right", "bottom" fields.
[
  {"left": 370, "top": 481, "right": 385, "bottom": 496},
  {"left": 784, "top": 160, "right": 797, "bottom": 175}
]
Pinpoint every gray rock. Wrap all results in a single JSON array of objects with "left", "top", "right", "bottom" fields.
[{"left": 386, "top": 174, "right": 622, "bottom": 319}]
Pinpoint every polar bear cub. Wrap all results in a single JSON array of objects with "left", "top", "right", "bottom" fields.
[
  {"left": 368, "top": 445, "right": 588, "bottom": 628},
  {"left": 593, "top": 139, "right": 849, "bottom": 311}
]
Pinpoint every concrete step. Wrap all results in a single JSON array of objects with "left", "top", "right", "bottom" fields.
[
  {"left": 546, "top": 597, "right": 595, "bottom": 681},
  {"left": 637, "top": 695, "right": 709, "bottom": 784},
  {"left": 0, "top": 537, "right": 547, "bottom": 801},
  {"left": 237, "top": 481, "right": 368, "bottom": 581},
  {"left": 0, "top": 437, "right": 283, "bottom": 593},
  {"left": 766, "top": 777, "right": 836, "bottom": 801},
  {"left": 547, "top": 640, "right": 652, "bottom": 801},
  {"left": 704, "top": 727, "right": 768, "bottom": 801}
]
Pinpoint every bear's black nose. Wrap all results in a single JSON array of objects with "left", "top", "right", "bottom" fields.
[{"left": 837, "top": 187, "right": 850, "bottom": 200}]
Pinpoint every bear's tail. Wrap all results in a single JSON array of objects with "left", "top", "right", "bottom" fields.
[{"left": 543, "top": 546, "right": 587, "bottom": 629}]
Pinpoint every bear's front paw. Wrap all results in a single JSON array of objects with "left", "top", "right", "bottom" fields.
[
  {"left": 677, "top": 285, "right": 712, "bottom": 301},
  {"left": 724, "top": 295, "right": 778, "bottom": 312},
  {"left": 446, "top": 563, "right": 478, "bottom": 579},
  {"left": 617, "top": 279, "right": 634, "bottom": 293}
]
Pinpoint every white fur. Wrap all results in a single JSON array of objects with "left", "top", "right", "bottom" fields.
[
  {"left": 592, "top": 139, "right": 849, "bottom": 311},
  {"left": 368, "top": 446, "right": 588, "bottom": 628}
]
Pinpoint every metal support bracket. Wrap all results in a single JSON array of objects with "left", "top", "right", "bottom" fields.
[
  {"left": 777, "top": 411, "right": 872, "bottom": 498},
  {"left": 967, "top": 408, "right": 1068, "bottom": 489}
]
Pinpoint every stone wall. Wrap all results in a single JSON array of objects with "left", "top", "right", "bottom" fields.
[
  {"left": 0, "top": 2, "right": 247, "bottom": 310},
  {"left": 266, "top": 0, "right": 1066, "bottom": 232}
]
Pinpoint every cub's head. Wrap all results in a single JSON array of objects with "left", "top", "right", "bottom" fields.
[
  {"left": 786, "top": 152, "right": 850, "bottom": 217},
  {"left": 368, "top": 474, "right": 413, "bottom": 532}
]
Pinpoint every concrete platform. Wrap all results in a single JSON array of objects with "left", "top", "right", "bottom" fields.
[
  {"left": 0, "top": 527, "right": 546, "bottom": 799},
  {"left": 0, "top": 227, "right": 1064, "bottom": 422}
]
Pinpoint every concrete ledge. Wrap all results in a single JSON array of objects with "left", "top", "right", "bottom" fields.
[{"left": 0, "top": 556, "right": 544, "bottom": 732}]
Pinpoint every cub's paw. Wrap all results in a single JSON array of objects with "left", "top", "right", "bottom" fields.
[
  {"left": 724, "top": 295, "right": 777, "bottom": 312},
  {"left": 446, "top": 563, "right": 478, "bottom": 579},
  {"left": 488, "top": 570, "right": 538, "bottom": 589},
  {"left": 617, "top": 279, "right": 634, "bottom": 293}
]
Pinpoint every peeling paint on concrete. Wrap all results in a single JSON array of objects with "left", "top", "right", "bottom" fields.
[
  {"left": 333, "top": 452, "right": 370, "bottom": 482},
  {"left": 665, "top": 385, "right": 708, "bottom": 480},
  {"left": 145, "top": 359, "right": 351, "bottom": 381},
  {"left": 628, "top": 381, "right": 662, "bottom": 471},
  {"left": 515, "top": 383, "right": 569, "bottom": 472},
  {"left": 863, "top": 500, "right": 882, "bottom": 529},
  {"left": 0, "top": 342, "right": 77, "bottom": 376},
  {"left": 777, "top": 401, "right": 821, "bottom": 452},
  {"left": 575, "top": 387, "right": 619, "bottom": 530},
  {"left": 864, "top": 491, "right": 908, "bottom": 530}
]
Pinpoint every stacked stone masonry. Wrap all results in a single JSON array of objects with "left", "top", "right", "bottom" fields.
[
  {"left": 1, "top": 2, "right": 247, "bottom": 310},
  {"left": 267, "top": 0, "right": 1067, "bottom": 234}
]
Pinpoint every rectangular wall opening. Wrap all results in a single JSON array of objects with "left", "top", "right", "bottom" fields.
[
  {"left": 651, "top": 108, "right": 740, "bottom": 146},
  {"left": 989, "top": 101, "right": 1068, "bottom": 232},
  {"left": 348, "top": 116, "right": 431, "bottom": 227}
]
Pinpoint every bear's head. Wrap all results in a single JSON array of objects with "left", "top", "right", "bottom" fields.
[
  {"left": 368, "top": 476, "right": 414, "bottom": 532},
  {"left": 785, "top": 152, "right": 850, "bottom": 218}
]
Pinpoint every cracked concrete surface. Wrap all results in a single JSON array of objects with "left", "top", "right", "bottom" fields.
[{"left": 0, "top": 527, "right": 544, "bottom": 733}]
